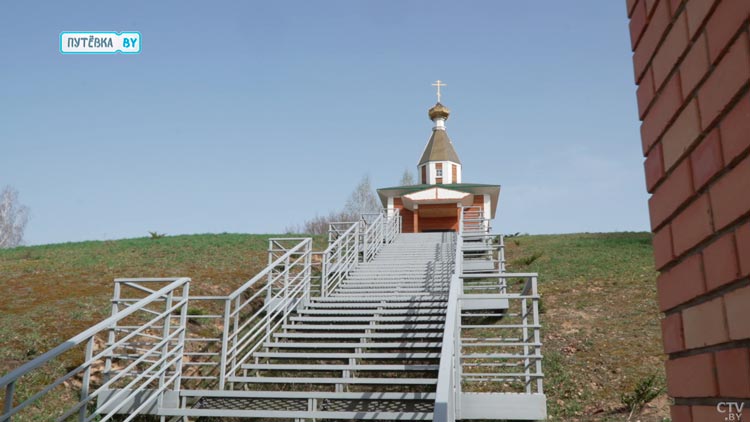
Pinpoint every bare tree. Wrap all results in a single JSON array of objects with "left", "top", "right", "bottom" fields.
[
  {"left": 0, "top": 186, "right": 30, "bottom": 248},
  {"left": 399, "top": 169, "right": 415, "bottom": 186},
  {"left": 343, "top": 175, "right": 380, "bottom": 217},
  {"left": 289, "top": 175, "right": 381, "bottom": 234}
]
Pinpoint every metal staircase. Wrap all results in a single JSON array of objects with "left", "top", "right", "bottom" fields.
[
  {"left": 160, "top": 232, "right": 453, "bottom": 420},
  {"left": 0, "top": 208, "right": 546, "bottom": 422}
]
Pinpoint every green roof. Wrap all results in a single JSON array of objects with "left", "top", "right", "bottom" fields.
[{"left": 377, "top": 183, "right": 500, "bottom": 193}]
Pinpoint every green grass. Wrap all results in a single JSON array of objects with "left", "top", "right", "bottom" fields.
[
  {"left": 0, "top": 231, "right": 666, "bottom": 421},
  {"left": 504, "top": 232, "right": 667, "bottom": 421},
  {"left": 0, "top": 233, "right": 326, "bottom": 421}
]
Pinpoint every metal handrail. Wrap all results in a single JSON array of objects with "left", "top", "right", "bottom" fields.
[
  {"left": 1, "top": 277, "right": 190, "bottom": 422},
  {"left": 321, "top": 222, "right": 359, "bottom": 296},
  {"left": 361, "top": 212, "right": 384, "bottom": 262},
  {"left": 434, "top": 232, "right": 461, "bottom": 422},
  {"left": 434, "top": 209, "right": 544, "bottom": 422},
  {"left": 218, "top": 238, "right": 313, "bottom": 388},
  {"left": 1, "top": 210, "right": 404, "bottom": 420}
]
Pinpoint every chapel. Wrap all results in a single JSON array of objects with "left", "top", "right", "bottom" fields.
[{"left": 377, "top": 81, "right": 501, "bottom": 232}]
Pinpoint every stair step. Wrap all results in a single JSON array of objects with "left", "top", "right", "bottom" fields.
[
  {"left": 253, "top": 352, "right": 440, "bottom": 359},
  {"left": 304, "top": 302, "right": 446, "bottom": 309},
  {"left": 274, "top": 332, "right": 443, "bottom": 339},
  {"left": 309, "top": 298, "right": 447, "bottom": 304},
  {"left": 290, "top": 315, "right": 445, "bottom": 323},
  {"left": 282, "top": 323, "right": 444, "bottom": 331},
  {"left": 179, "top": 390, "right": 436, "bottom": 400},
  {"left": 228, "top": 376, "right": 437, "bottom": 385},
  {"left": 240, "top": 363, "right": 439, "bottom": 371},
  {"left": 263, "top": 342, "right": 442, "bottom": 349},
  {"left": 159, "top": 408, "right": 433, "bottom": 420},
  {"left": 298, "top": 308, "right": 445, "bottom": 315}
]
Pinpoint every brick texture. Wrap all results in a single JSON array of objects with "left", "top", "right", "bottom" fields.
[
  {"left": 661, "top": 312, "right": 685, "bottom": 353},
  {"left": 680, "top": 33, "right": 710, "bottom": 96},
  {"left": 652, "top": 224, "right": 674, "bottom": 270},
  {"left": 671, "top": 405, "right": 692, "bottom": 422},
  {"left": 697, "top": 33, "right": 750, "bottom": 128},
  {"left": 662, "top": 98, "right": 702, "bottom": 170},
  {"left": 737, "top": 222, "right": 750, "bottom": 275},
  {"left": 715, "top": 347, "right": 750, "bottom": 397},
  {"left": 702, "top": 232, "right": 739, "bottom": 291},
  {"left": 644, "top": 143, "right": 665, "bottom": 192},
  {"left": 666, "top": 353, "right": 717, "bottom": 397},
  {"left": 641, "top": 74, "right": 683, "bottom": 153},
  {"left": 724, "top": 285, "right": 750, "bottom": 340},
  {"left": 704, "top": 0, "right": 750, "bottom": 63},
  {"left": 689, "top": 128, "right": 723, "bottom": 190},
  {"left": 720, "top": 92, "right": 750, "bottom": 165},
  {"left": 648, "top": 159, "right": 693, "bottom": 229},
  {"left": 710, "top": 155, "right": 750, "bottom": 230},
  {"left": 682, "top": 297, "right": 729, "bottom": 348},
  {"left": 671, "top": 194, "right": 713, "bottom": 255},
  {"left": 656, "top": 252, "right": 704, "bottom": 311},
  {"left": 627, "top": 0, "right": 750, "bottom": 414}
]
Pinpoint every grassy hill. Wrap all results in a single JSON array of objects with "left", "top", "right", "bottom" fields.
[{"left": 0, "top": 232, "right": 666, "bottom": 421}]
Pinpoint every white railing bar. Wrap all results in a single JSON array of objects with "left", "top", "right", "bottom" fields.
[{"left": 0, "top": 277, "right": 189, "bottom": 389}]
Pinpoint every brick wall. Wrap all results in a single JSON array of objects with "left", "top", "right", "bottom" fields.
[{"left": 626, "top": 0, "right": 750, "bottom": 420}]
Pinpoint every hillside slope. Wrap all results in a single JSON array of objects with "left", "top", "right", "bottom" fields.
[
  {"left": 503, "top": 232, "right": 666, "bottom": 421},
  {"left": 0, "top": 232, "right": 664, "bottom": 421}
]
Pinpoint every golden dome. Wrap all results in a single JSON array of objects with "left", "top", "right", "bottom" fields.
[{"left": 428, "top": 102, "right": 450, "bottom": 121}]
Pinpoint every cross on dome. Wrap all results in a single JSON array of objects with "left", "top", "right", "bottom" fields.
[{"left": 431, "top": 80, "right": 447, "bottom": 103}]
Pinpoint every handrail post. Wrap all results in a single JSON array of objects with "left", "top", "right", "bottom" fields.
[
  {"left": 354, "top": 223, "right": 360, "bottom": 265},
  {"left": 103, "top": 281, "right": 121, "bottom": 385},
  {"left": 78, "top": 336, "right": 95, "bottom": 422},
  {"left": 156, "top": 289, "right": 174, "bottom": 411},
  {"left": 321, "top": 252, "right": 329, "bottom": 297},
  {"left": 174, "top": 281, "right": 189, "bottom": 392},
  {"left": 499, "top": 234, "right": 506, "bottom": 272},
  {"left": 230, "top": 295, "right": 240, "bottom": 386},
  {"left": 533, "top": 275, "right": 543, "bottom": 394},
  {"left": 362, "top": 219, "right": 368, "bottom": 263},
  {"left": 3, "top": 381, "right": 14, "bottom": 421},
  {"left": 304, "top": 239, "right": 312, "bottom": 302},
  {"left": 218, "top": 299, "right": 231, "bottom": 390}
]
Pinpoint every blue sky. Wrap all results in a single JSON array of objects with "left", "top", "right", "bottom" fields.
[{"left": 0, "top": 1, "right": 648, "bottom": 245}]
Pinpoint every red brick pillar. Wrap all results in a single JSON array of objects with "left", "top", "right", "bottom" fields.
[{"left": 626, "top": 0, "right": 750, "bottom": 420}]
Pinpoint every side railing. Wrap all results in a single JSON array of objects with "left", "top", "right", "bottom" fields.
[
  {"left": 434, "top": 233, "right": 461, "bottom": 422},
  {"left": 321, "top": 222, "right": 359, "bottom": 297},
  {"left": 218, "top": 238, "right": 313, "bottom": 388},
  {"left": 385, "top": 208, "right": 402, "bottom": 243},
  {"left": 360, "top": 212, "right": 384, "bottom": 263},
  {"left": 460, "top": 205, "right": 487, "bottom": 234},
  {"left": 434, "top": 208, "right": 544, "bottom": 422},
  {"left": 108, "top": 279, "right": 224, "bottom": 391},
  {"left": 359, "top": 208, "right": 400, "bottom": 263},
  {"left": 0, "top": 277, "right": 190, "bottom": 422},
  {"left": 460, "top": 273, "right": 543, "bottom": 395}
]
